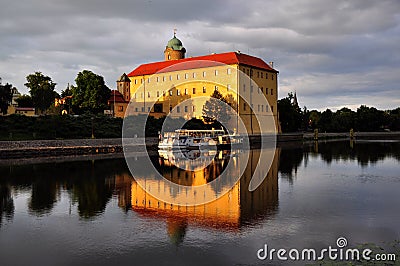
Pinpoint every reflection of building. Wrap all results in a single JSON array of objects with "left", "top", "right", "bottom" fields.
[
  {"left": 114, "top": 148, "right": 279, "bottom": 233},
  {"left": 113, "top": 33, "right": 280, "bottom": 133}
]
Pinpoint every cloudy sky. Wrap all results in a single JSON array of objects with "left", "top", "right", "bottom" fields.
[{"left": 1, "top": 0, "right": 399, "bottom": 110}]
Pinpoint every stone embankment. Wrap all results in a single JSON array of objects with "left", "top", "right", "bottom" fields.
[{"left": 0, "top": 138, "right": 158, "bottom": 159}]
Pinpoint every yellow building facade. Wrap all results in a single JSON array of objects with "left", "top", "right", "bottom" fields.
[{"left": 120, "top": 34, "right": 280, "bottom": 134}]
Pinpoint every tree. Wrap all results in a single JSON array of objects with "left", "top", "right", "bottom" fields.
[
  {"left": 0, "top": 82, "right": 12, "bottom": 115},
  {"left": 25, "top": 72, "right": 58, "bottom": 114},
  {"left": 15, "top": 94, "right": 33, "bottom": 107},
  {"left": 202, "top": 90, "right": 235, "bottom": 126},
  {"left": 277, "top": 93, "right": 303, "bottom": 132},
  {"left": 72, "top": 70, "right": 111, "bottom": 113}
]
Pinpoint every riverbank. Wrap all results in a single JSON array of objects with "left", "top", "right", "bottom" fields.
[{"left": 1, "top": 132, "right": 399, "bottom": 160}]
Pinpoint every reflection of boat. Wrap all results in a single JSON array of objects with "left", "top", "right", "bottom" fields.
[{"left": 158, "top": 129, "right": 243, "bottom": 150}]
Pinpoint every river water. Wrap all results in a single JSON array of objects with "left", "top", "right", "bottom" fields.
[{"left": 0, "top": 140, "right": 399, "bottom": 265}]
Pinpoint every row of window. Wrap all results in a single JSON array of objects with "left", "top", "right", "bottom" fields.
[
  {"left": 132, "top": 103, "right": 274, "bottom": 113},
  {"left": 133, "top": 68, "right": 234, "bottom": 85},
  {"left": 241, "top": 68, "right": 275, "bottom": 80},
  {"left": 243, "top": 103, "right": 274, "bottom": 113},
  {"left": 133, "top": 85, "right": 274, "bottom": 99}
]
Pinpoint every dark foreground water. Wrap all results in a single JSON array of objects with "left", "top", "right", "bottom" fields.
[{"left": 0, "top": 140, "right": 399, "bottom": 266}]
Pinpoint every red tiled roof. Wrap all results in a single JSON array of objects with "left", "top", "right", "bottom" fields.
[
  {"left": 108, "top": 90, "right": 126, "bottom": 103},
  {"left": 127, "top": 52, "right": 278, "bottom": 77}
]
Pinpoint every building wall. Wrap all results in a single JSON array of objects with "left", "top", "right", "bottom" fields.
[{"left": 126, "top": 63, "right": 280, "bottom": 134}]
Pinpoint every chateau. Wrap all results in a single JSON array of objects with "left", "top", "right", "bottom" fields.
[{"left": 110, "top": 33, "right": 280, "bottom": 133}]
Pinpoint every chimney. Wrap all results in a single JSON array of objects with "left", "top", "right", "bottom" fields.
[{"left": 269, "top": 61, "right": 274, "bottom": 68}]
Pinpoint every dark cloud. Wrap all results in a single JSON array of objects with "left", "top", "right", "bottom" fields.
[{"left": 0, "top": 0, "right": 399, "bottom": 110}]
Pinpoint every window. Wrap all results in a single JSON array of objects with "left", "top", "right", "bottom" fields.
[
  {"left": 266, "top": 105, "right": 269, "bottom": 112},
  {"left": 184, "top": 88, "right": 188, "bottom": 95},
  {"left": 193, "top": 72, "right": 197, "bottom": 78},
  {"left": 266, "top": 73, "right": 268, "bottom": 79},
  {"left": 126, "top": 88, "right": 129, "bottom": 93},
  {"left": 203, "top": 87, "right": 206, "bottom": 93},
  {"left": 134, "top": 79, "right": 137, "bottom": 84},
  {"left": 192, "top": 106, "right": 196, "bottom": 112},
  {"left": 141, "top": 79, "right": 143, "bottom": 84},
  {"left": 203, "top": 71, "right": 206, "bottom": 77},
  {"left": 156, "top": 77, "right": 159, "bottom": 82},
  {"left": 176, "top": 74, "right": 180, "bottom": 80},
  {"left": 163, "top": 76, "right": 166, "bottom": 82},
  {"left": 169, "top": 75, "right": 172, "bottom": 81},
  {"left": 184, "top": 106, "right": 188, "bottom": 112},
  {"left": 265, "top": 88, "right": 268, "bottom": 95},
  {"left": 215, "top": 70, "right": 218, "bottom": 76},
  {"left": 169, "top": 105, "right": 172, "bottom": 111},
  {"left": 148, "top": 92, "right": 151, "bottom": 98},
  {"left": 227, "top": 84, "right": 231, "bottom": 91},
  {"left": 185, "top": 73, "right": 189, "bottom": 79},
  {"left": 227, "top": 68, "right": 231, "bottom": 75},
  {"left": 154, "top": 104, "right": 163, "bottom": 113},
  {"left": 169, "top": 90, "right": 173, "bottom": 96},
  {"left": 135, "top": 107, "right": 138, "bottom": 112},
  {"left": 214, "top": 86, "right": 218, "bottom": 91},
  {"left": 243, "top": 102, "right": 247, "bottom": 111},
  {"left": 177, "top": 90, "right": 180, "bottom": 96},
  {"left": 126, "top": 96, "right": 129, "bottom": 100},
  {"left": 168, "top": 55, "right": 171, "bottom": 60},
  {"left": 258, "top": 104, "right": 260, "bottom": 112},
  {"left": 261, "top": 72, "right": 264, "bottom": 78},
  {"left": 243, "top": 84, "right": 246, "bottom": 92},
  {"left": 261, "top": 87, "right": 263, "bottom": 93},
  {"left": 261, "top": 105, "right": 264, "bottom": 112},
  {"left": 257, "top": 71, "right": 260, "bottom": 78},
  {"left": 118, "top": 106, "right": 123, "bottom": 112},
  {"left": 177, "top": 106, "right": 180, "bottom": 113},
  {"left": 147, "top": 78, "right": 150, "bottom": 83},
  {"left": 270, "top": 88, "right": 273, "bottom": 95},
  {"left": 157, "top": 91, "right": 160, "bottom": 97},
  {"left": 193, "top": 88, "right": 196, "bottom": 94}
]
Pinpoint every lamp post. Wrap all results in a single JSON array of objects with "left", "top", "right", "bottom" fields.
[{"left": 91, "top": 116, "right": 95, "bottom": 139}]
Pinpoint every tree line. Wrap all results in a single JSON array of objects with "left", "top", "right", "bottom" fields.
[
  {"left": 0, "top": 70, "right": 110, "bottom": 115},
  {"left": 278, "top": 93, "right": 400, "bottom": 133}
]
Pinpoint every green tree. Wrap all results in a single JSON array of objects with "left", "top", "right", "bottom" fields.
[
  {"left": 72, "top": 70, "right": 111, "bottom": 114},
  {"left": 15, "top": 94, "right": 33, "bottom": 107},
  {"left": 25, "top": 72, "right": 58, "bottom": 114},
  {"left": 0, "top": 82, "right": 12, "bottom": 115},
  {"left": 277, "top": 93, "right": 302, "bottom": 132},
  {"left": 202, "top": 90, "right": 235, "bottom": 126}
]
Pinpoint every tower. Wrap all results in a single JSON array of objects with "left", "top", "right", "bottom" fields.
[
  {"left": 164, "top": 32, "right": 186, "bottom": 61},
  {"left": 117, "top": 73, "right": 131, "bottom": 102}
]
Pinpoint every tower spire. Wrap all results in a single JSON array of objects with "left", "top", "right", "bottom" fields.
[{"left": 173, "top": 28, "right": 177, "bottom": 37}]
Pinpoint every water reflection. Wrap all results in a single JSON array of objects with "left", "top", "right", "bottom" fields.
[
  {"left": 125, "top": 148, "right": 279, "bottom": 233},
  {"left": 0, "top": 140, "right": 398, "bottom": 228},
  {"left": 278, "top": 140, "right": 400, "bottom": 180},
  {"left": 0, "top": 183, "right": 14, "bottom": 227}
]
